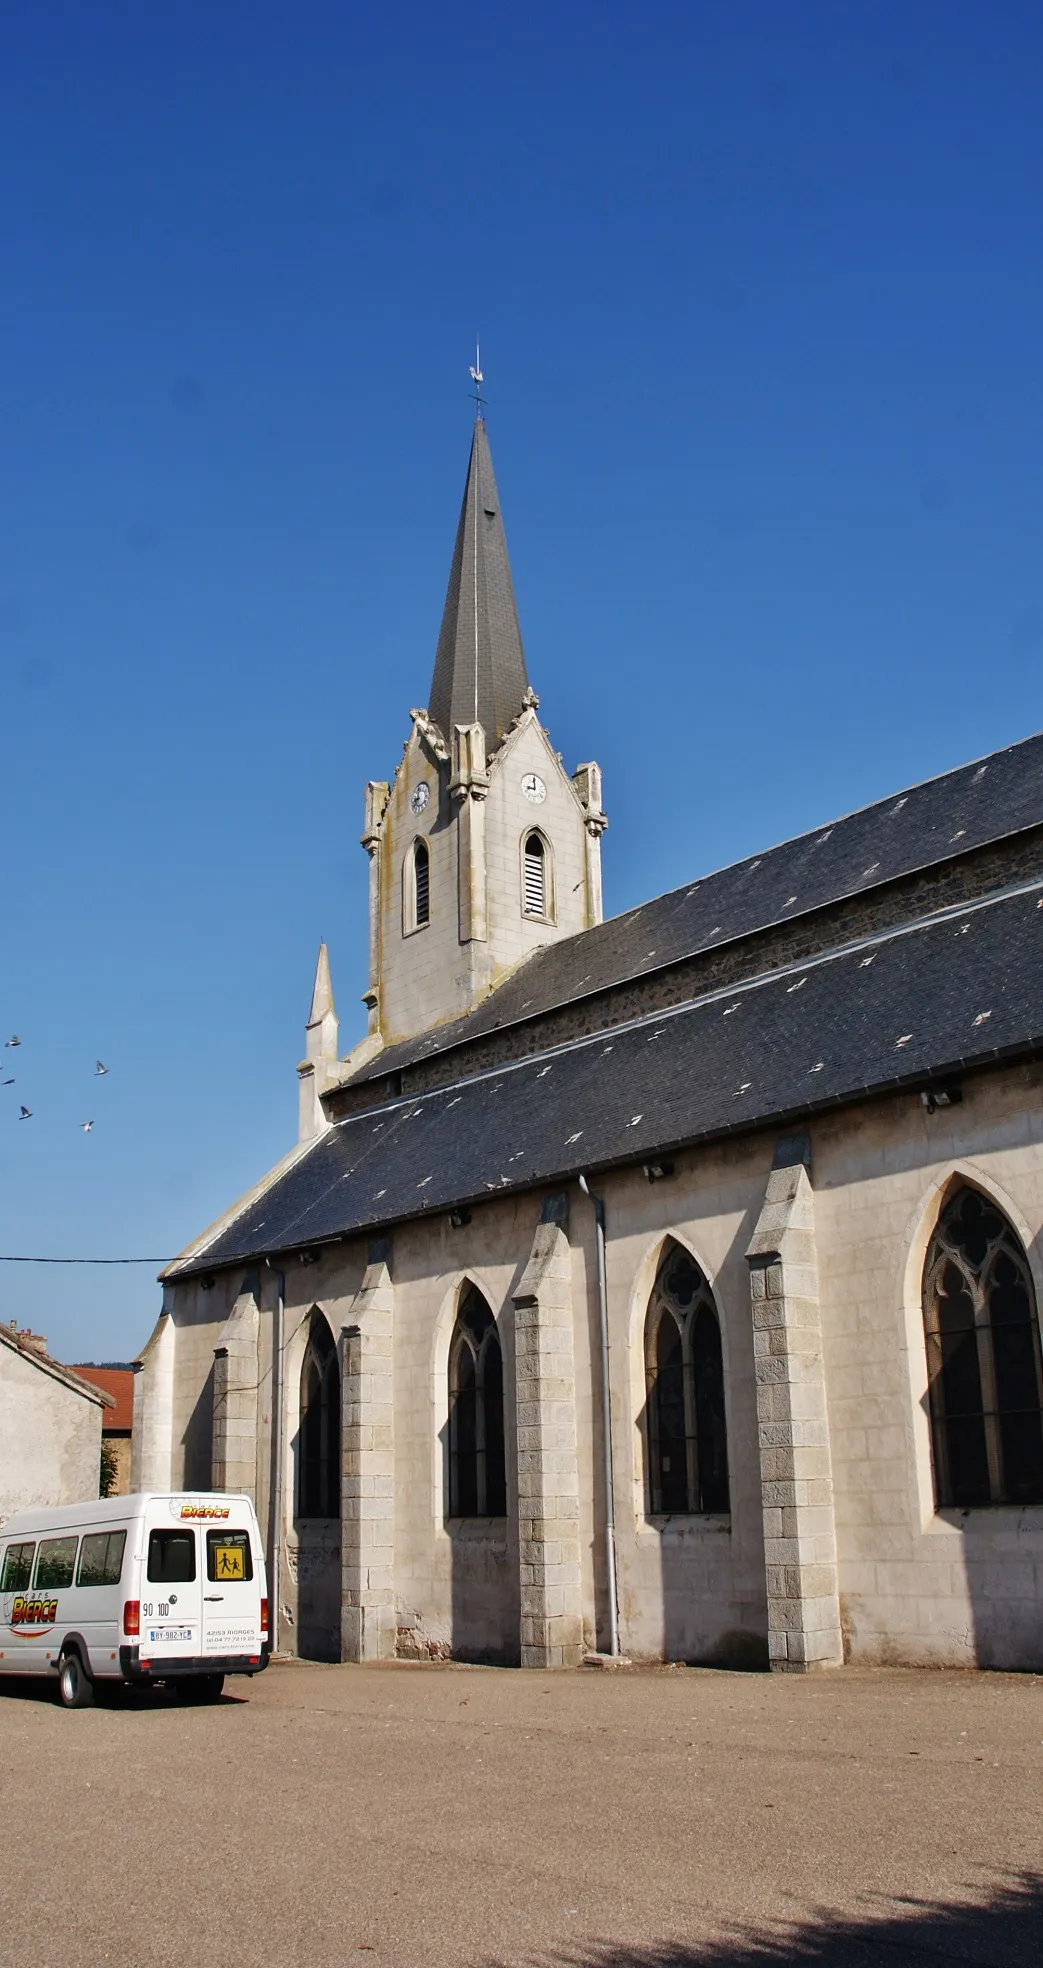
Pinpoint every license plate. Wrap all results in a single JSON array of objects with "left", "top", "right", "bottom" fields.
[{"left": 149, "top": 1627, "right": 192, "bottom": 1644}]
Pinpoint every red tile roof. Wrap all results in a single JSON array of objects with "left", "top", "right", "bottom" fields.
[{"left": 73, "top": 1366, "right": 134, "bottom": 1431}]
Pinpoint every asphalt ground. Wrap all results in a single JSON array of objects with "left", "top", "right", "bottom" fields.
[{"left": 1, "top": 1659, "right": 1041, "bottom": 1968}]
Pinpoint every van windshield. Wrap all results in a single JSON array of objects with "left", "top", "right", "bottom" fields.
[{"left": 147, "top": 1530, "right": 196, "bottom": 1583}]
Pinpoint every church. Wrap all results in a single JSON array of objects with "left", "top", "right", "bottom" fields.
[{"left": 134, "top": 411, "right": 1043, "bottom": 1672}]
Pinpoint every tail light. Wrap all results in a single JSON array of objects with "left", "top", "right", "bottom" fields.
[
  {"left": 123, "top": 1600, "right": 140, "bottom": 1637},
  {"left": 260, "top": 1598, "right": 269, "bottom": 1638}
]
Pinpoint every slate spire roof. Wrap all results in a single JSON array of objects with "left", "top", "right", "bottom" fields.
[{"left": 428, "top": 417, "right": 530, "bottom": 750}]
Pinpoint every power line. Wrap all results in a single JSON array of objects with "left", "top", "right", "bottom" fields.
[{"left": 0, "top": 1255, "right": 169, "bottom": 1265}]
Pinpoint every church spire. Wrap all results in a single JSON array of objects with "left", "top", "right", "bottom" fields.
[
  {"left": 428, "top": 418, "right": 530, "bottom": 753},
  {"left": 305, "top": 942, "right": 338, "bottom": 1064}
]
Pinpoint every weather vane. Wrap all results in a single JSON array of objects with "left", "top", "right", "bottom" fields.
[{"left": 469, "top": 342, "right": 486, "bottom": 419}]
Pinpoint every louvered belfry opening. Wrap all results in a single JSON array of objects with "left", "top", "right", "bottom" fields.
[
  {"left": 523, "top": 832, "right": 546, "bottom": 917},
  {"left": 413, "top": 839, "right": 430, "bottom": 927}
]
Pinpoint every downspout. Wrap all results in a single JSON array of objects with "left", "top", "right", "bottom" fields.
[
  {"left": 265, "top": 1261, "right": 285, "bottom": 1655},
  {"left": 578, "top": 1174, "right": 619, "bottom": 1657}
]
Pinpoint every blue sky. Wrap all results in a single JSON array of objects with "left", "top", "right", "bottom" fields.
[{"left": 2, "top": 2, "right": 1041, "bottom": 1361}]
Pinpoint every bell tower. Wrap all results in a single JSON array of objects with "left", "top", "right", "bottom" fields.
[{"left": 360, "top": 413, "right": 607, "bottom": 1047}]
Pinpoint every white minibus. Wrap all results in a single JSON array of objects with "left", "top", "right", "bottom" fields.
[{"left": 0, "top": 1492, "right": 269, "bottom": 1707}]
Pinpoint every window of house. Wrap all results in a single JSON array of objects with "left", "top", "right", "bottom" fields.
[
  {"left": 411, "top": 838, "right": 430, "bottom": 929},
  {"left": 644, "top": 1243, "right": 729, "bottom": 1516},
  {"left": 299, "top": 1312, "right": 341, "bottom": 1519},
  {"left": 448, "top": 1286, "right": 507, "bottom": 1518},
  {"left": 522, "top": 832, "right": 546, "bottom": 918},
  {"left": 922, "top": 1184, "right": 1043, "bottom": 1508}
]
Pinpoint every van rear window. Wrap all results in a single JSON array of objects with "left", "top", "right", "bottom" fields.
[
  {"left": 206, "top": 1530, "right": 253, "bottom": 1582},
  {"left": 0, "top": 1543, "right": 34, "bottom": 1592},
  {"left": 35, "top": 1537, "right": 78, "bottom": 1590},
  {"left": 77, "top": 1530, "right": 127, "bottom": 1587},
  {"left": 147, "top": 1530, "right": 196, "bottom": 1583}
]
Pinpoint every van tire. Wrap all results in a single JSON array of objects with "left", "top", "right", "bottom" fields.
[
  {"left": 58, "top": 1651, "right": 94, "bottom": 1709},
  {"left": 175, "top": 1674, "right": 225, "bottom": 1704}
]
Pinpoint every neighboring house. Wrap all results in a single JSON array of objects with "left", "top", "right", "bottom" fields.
[
  {"left": 72, "top": 1365, "right": 135, "bottom": 1494},
  {"left": 0, "top": 1324, "right": 112, "bottom": 1525},
  {"left": 135, "top": 413, "right": 1043, "bottom": 1674}
]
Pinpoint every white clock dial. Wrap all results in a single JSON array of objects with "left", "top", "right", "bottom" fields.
[
  {"left": 410, "top": 781, "right": 430, "bottom": 815},
  {"left": 521, "top": 772, "right": 547, "bottom": 805}
]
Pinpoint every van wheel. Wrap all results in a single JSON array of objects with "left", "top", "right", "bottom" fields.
[
  {"left": 58, "top": 1651, "right": 94, "bottom": 1709},
  {"left": 175, "top": 1674, "right": 224, "bottom": 1704}
]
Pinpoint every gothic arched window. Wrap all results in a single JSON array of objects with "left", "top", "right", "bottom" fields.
[
  {"left": 410, "top": 838, "right": 430, "bottom": 929},
  {"left": 448, "top": 1286, "right": 507, "bottom": 1518},
  {"left": 522, "top": 832, "right": 547, "bottom": 919},
  {"left": 922, "top": 1185, "right": 1043, "bottom": 1508},
  {"left": 298, "top": 1312, "right": 340, "bottom": 1519},
  {"left": 644, "top": 1243, "right": 729, "bottom": 1516}
]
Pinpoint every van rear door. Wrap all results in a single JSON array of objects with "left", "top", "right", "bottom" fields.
[
  {"left": 200, "top": 1524, "right": 262, "bottom": 1661},
  {"left": 140, "top": 1524, "right": 202, "bottom": 1665}
]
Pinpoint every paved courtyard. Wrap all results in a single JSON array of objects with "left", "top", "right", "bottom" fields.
[{"left": 0, "top": 1660, "right": 1041, "bottom": 1967}]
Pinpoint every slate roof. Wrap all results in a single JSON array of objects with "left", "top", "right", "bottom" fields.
[
  {"left": 348, "top": 729, "right": 1043, "bottom": 1087},
  {"left": 428, "top": 418, "right": 531, "bottom": 750},
  {"left": 165, "top": 878, "right": 1043, "bottom": 1276}
]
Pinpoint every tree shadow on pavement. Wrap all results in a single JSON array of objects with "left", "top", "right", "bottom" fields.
[{"left": 480, "top": 1870, "right": 1043, "bottom": 1968}]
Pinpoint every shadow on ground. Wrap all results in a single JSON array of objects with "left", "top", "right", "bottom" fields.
[{"left": 482, "top": 1871, "right": 1043, "bottom": 1968}]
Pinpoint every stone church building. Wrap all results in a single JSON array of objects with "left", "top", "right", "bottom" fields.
[{"left": 134, "top": 415, "right": 1043, "bottom": 1672}]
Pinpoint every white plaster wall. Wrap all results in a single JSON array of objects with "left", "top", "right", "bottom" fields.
[
  {"left": 375, "top": 717, "right": 593, "bottom": 1044},
  {"left": 153, "top": 1059, "right": 1043, "bottom": 1671},
  {"left": 0, "top": 1350, "right": 103, "bottom": 1523},
  {"left": 278, "top": 1252, "right": 364, "bottom": 1658},
  {"left": 483, "top": 719, "right": 591, "bottom": 962},
  {"left": 596, "top": 1145, "right": 773, "bottom": 1665},
  {"left": 810, "top": 1060, "right": 1043, "bottom": 1669},
  {"left": 390, "top": 1197, "right": 537, "bottom": 1663},
  {"left": 376, "top": 732, "right": 463, "bottom": 1042}
]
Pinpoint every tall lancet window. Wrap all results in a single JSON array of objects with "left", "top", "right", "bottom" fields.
[
  {"left": 922, "top": 1185, "right": 1043, "bottom": 1508},
  {"left": 522, "top": 832, "right": 547, "bottom": 919},
  {"left": 644, "top": 1243, "right": 729, "bottom": 1516},
  {"left": 298, "top": 1312, "right": 341, "bottom": 1519},
  {"left": 409, "top": 838, "right": 430, "bottom": 930},
  {"left": 448, "top": 1286, "right": 507, "bottom": 1518}
]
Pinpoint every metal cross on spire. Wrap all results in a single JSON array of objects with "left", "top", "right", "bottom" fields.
[{"left": 469, "top": 342, "right": 486, "bottom": 420}]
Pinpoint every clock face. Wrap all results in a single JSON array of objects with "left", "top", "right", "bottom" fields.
[
  {"left": 521, "top": 772, "right": 547, "bottom": 805},
  {"left": 410, "top": 781, "right": 430, "bottom": 816}
]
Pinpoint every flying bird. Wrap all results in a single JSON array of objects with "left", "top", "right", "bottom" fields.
[
  {"left": 81, "top": 1120, "right": 93, "bottom": 1132},
  {"left": 19, "top": 1106, "right": 32, "bottom": 1120},
  {"left": 5, "top": 1036, "right": 21, "bottom": 1048},
  {"left": 95, "top": 1060, "right": 108, "bottom": 1076},
  {"left": 1, "top": 1078, "right": 13, "bottom": 1086}
]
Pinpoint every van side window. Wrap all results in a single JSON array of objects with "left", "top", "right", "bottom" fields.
[
  {"left": 77, "top": 1530, "right": 127, "bottom": 1587},
  {"left": 0, "top": 1542, "right": 34, "bottom": 1591},
  {"left": 34, "top": 1537, "right": 78, "bottom": 1590},
  {"left": 207, "top": 1531, "right": 253, "bottom": 1582},
  {"left": 147, "top": 1530, "right": 196, "bottom": 1583}
]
